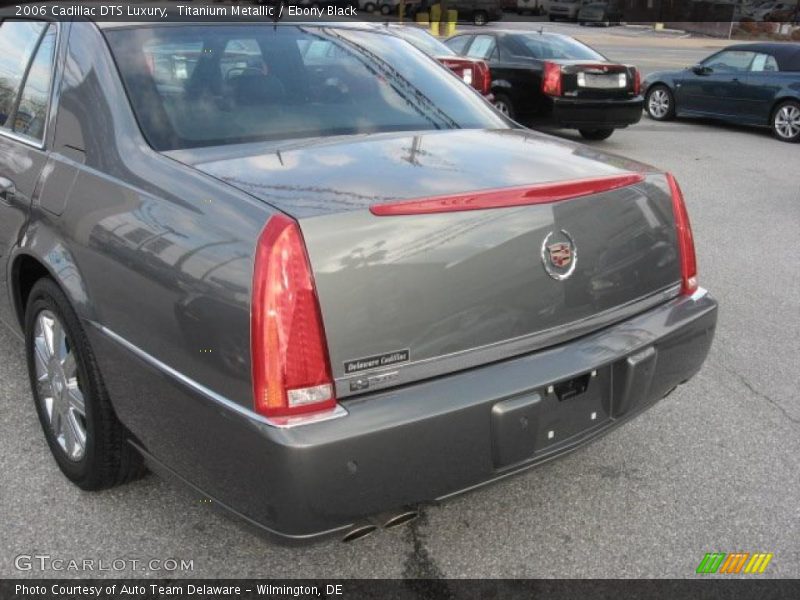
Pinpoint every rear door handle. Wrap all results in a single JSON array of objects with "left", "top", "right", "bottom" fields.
[{"left": 0, "top": 176, "right": 16, "bottom": 202}]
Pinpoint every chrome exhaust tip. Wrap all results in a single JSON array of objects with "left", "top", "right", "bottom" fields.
[
  {"left": 383, "top": 509, "right": 419, "bottom": 529},
  {"left": 342, "top": 523, "right": 377, "bottom": 543}
]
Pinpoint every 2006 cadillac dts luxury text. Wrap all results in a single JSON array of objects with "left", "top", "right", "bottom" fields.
[{"left": 0, "top": 20, "right": 717, "bottom": 541}]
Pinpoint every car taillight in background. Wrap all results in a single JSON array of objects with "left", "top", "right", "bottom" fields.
[
  {"left": 251, "top": 214, "right": 337, "bottom": 419},
  {"left": 632, "top": 67, "right": 641, "bottom": 95},
  {"left": 542, "top": 61, "right": 562, "bottom": 97},
  {"left": 438, "top": 57, "right": 492, "bottom": 97},
  {"left": 472, "top": 60, "right": 492, "bottom": 96},
  {"left": 666, "top": 173, "right": 698, "bottom": 295}
]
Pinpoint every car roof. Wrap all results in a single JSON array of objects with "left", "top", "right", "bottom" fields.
[
  {"left": 95, "top": 21, "right": 384, "bottom": 31},
  {"left": 726, "top": 42, "right": 800, "bottom": 70}
]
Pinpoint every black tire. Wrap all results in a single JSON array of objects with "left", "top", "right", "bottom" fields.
[
  {"left": 549, "top": 14, "right": 556, "bottom": 20},
  {"left": 364, "top": 1, "right": 376, "bottom": 11},
  {"left": 493, "top": 93, "right": 515, "bottom": 120},
  {"left": 645, "top": 84, "right": 676, "bottom": 121},
  {"left": 25, "top": 278, "right": 144, "bottom": 490},
  {"left": 771, "top": 99, "right": 800, "bottom": 143},
  {"left": 473, "top": 9, "right": 488, "bottom": 24},
  {"left": 380, "top": 3, "right": 392, "bottom": 13},
  {"left": 579, "top": 128, "right": 615, "bottom": 140}
]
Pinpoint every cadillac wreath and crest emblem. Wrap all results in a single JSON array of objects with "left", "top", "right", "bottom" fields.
[{"left": 541, "top": 230, "right": 577, "bottom": 280}]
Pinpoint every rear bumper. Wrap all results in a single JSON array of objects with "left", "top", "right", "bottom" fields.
[
  {"left": 550, "top": 95, "right": 644, "bottom": 128},
  {"left": 96, "top": 289, "right": 716, "bottom": 541}
]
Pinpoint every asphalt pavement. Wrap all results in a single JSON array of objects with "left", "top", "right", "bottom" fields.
[{"left": 1, "top": 25, "right": 799, "bottom": 579}]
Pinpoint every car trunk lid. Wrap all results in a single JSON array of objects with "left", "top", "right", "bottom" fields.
[
  {"left": 169, "top": 129, "right": 681, "bottom": 397},
  {"left": 551, "top": 60, "right": 639, "bottom": 100}
]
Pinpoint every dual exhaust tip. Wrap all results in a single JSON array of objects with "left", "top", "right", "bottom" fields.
[{"left": 341, "top": 509, "right": 419, "bottom": 543}]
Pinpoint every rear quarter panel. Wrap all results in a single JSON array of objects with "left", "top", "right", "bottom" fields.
[
  {"left": 21, "top": 23, "right": 271, "bottom": 459},
  {"left": 746, "top": 71, "right": 800, "bottom": 124}
]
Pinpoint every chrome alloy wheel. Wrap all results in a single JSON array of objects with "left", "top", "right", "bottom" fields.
[
  {"left": 774, "top": 104, "right": 800, "bottom": 140},
  {"left": 33, "top": 310, "right": 87, "bottom": 461},
  {"left": 648, "top": 88, "right": 670, "bottom": 119}
]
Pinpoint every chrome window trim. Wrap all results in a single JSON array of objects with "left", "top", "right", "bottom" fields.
[
  {"left": 0, "top": 20, "right": 61, "bottom": 151},
  {"left": 0, "top": 128, "right": 46, "bottom": 150},
  {"left": 89, "top": 322, "right": 349, "bottom": 430}
]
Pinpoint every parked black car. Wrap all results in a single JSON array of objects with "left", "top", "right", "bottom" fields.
[
  {"left": 643, "top": 43, "right": 800, "bottom": 143},
  {"left": 445, "top": 30, "right": 642, "bottom": 140}
]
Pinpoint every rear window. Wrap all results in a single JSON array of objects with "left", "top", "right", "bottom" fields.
[
  {"left": 444, "top": 35, "right": 472, "bottom": 54},
  {"left": 13, "top": 24, "right": 56, "bottom": 140},
  {"left": 389, "top": 26, "right": 456, "bottom": 57},
  {"left": 514, "top": 34, "right": 605, "bottom": 61},
  {"left": 0, "top": 20, "right": 47, "bottom": 129},
  {"left": 105, "top": 25, "right": 505, "bottom": 151}
]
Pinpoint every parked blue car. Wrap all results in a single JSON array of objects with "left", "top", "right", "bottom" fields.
[{"left": 643, "top": 43, "right": 800, "bottom": 142}]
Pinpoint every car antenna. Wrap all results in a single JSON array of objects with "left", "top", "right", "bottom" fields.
[{"left": 272, "top": 0, "right": 284, "bottom": 26}]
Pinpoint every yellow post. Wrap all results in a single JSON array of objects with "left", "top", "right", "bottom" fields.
[
  {"left": 398, "top": 0, "right": 405, "bottom": 21},
  {"left": 446, "top": 9, "right": 457, "bottom": 36},
  {"left": 416, "top": 11, "right": 430, "bottom": 24},
  {"left": 430, "top": 3, "right": 441, "bottom": 36}
]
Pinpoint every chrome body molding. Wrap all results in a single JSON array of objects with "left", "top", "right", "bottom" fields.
[{"left": 89, "top": 322, "right": 348, "bottom": 429}]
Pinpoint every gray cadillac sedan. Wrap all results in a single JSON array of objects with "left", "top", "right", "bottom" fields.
[{"left": 0, "top": 19, "right": 717, "bottom": 542}]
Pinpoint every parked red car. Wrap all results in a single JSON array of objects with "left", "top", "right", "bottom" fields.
[{"left": 371, "top": 24, "right": 493, "bottom": 98}]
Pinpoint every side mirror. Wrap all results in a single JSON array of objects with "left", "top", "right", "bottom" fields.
[{"left": 691, "top": 64, "right": 711, "bottom": 76}]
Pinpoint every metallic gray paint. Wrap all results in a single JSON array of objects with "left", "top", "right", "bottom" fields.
[
  {"left": 0, "top": 21, "right": 718, "bottom": 540},
  {"left": 169, "top": 128, "right": 655, "bottom": 219},
  {"left": 88, "top": 287, "right": 716, "bottom": 539},
  {"left": 171, "top": 132, "right": 681, "bottom": 397}
]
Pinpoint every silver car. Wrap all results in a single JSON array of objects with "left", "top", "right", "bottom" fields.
[{"left": 0, "top": 19, "right": 717, "bottom": 542}]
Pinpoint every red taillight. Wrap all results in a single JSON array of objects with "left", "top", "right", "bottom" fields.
[
  {"left": 632, "top": 67, "right": 641, "bottom": 95},
  {"left": 251, "top": 214, "right": 336, "bottom": 418},
  {"left": 439, "top": 57, "right": 492, "bottom": 97},
  {"left": 474, "top": 60, "right": 492, "bottom": 96},
  {"left": 542, "top": 61, "right": 562, "bottom": 97},
  {"left": 666, "top": 173, "right": 698, "bottom": 295}
]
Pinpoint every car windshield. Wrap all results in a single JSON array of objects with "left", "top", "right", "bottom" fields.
[
  {"left": 514, "top": 34, "right": 606, "bottom": 61},
  {"left": 388, "top": 26, "right": 456, "bottom": 57},
  {"left": 105, "top": 25, "right": 504, "bottom": 151}
]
